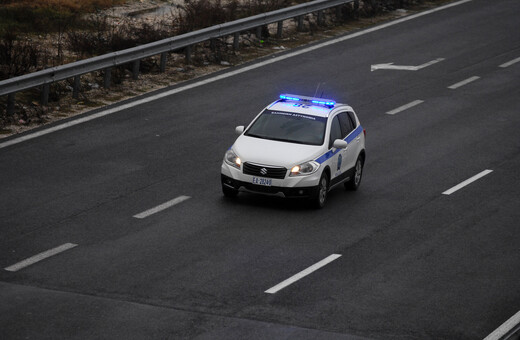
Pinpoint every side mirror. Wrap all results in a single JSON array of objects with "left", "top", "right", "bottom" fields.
[
  {"left": 235, "top": 126, "right": 245, "bottom": 135},
  {"left": 332, "top": 139, "right": 348, "bottom": 149}
]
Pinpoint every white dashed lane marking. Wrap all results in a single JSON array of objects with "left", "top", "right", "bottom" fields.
[
  {"left": 448, "top": 76, "right": 480, "bottom": 89},
  {"left": 133, "top": 195, "right": 191, "bottom": 219},
  {"left": 4, "top": 243, "right": 78, "bottom": 272},
  {"left": 499, "top": 57, "right": 520, "bottom": 68},
  {"left": 386, "top": 100, "right": 424, "bottom": 115},
  {"left": 265, "top": 254, "right": 342, "bottom": 294},
  {"left": 442, "top": 169, "right": 493, "bottom": 195},
  {"left": 483, "top": 310, "right": 520, "bottom": 340}
]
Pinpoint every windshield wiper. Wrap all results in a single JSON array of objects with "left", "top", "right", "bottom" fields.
[
  {"left": 268, "top": 137, "right": 311, "bottom": 145},
  {"left": 246, "top": 134, "right": 315, "bottom": 145},
  {"left": 245, "top": 133, "right": 269, "bottom": 139}
]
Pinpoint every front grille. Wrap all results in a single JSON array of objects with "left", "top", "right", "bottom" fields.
[{"left": 243, "top": 162, "right": 287, "bottom": 179}]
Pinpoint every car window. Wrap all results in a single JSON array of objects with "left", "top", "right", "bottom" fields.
[
  {"left": 338, "top": 112, "right": 354, "bottom": 137},
  {"left": 347, "top": 111, "right": 357, "bottom": 129},
  {"left": 329, "top": 115, "right": 343, "bottom": 149}
]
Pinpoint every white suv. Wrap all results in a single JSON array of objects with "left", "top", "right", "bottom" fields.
[{"left": 221, "top": 94, "right": 366, "bottom": 208}]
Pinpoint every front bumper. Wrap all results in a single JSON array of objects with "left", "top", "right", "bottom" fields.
[
  {"left": 221, "top": 174, "right": 319, "bottom": 198},
  {"left": 221, "top": 161, "right": 322, "bottom": 198}
]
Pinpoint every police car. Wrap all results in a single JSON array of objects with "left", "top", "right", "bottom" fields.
[{"left": 221, "top": 94, "right": 366, "bottom": 208}]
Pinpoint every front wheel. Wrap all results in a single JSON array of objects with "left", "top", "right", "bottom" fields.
[
  {"left": 311, "top": 172, "right": 329, "bottom": 209},
  {"left": 345, "top": 156, "right": 364, "bottom": 191}
]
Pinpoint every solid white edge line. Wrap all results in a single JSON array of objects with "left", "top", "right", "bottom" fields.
[
  {"left": 448, "top": 76, "right": 480, "bottom": 89},
  {"left": 4, "top": 243, "right": 78, "bottom": 272},
  {"left": 386, "top": 100, "right": 424, "bottom": 115},
  {"left": 442, "top": 169, "right": 493, "bottom": 195},
  {"left": 0, "top": 0, "right": 473, "bottom": 150},
  {"left": 483, "top": 310, "right": 520, "bottom": 340},
  {"left": 265, "top": 254, "right": 342, "bottom": 294},
  {"left": 133, "top": 195, "right": 191, "bottom": 219},
  {"left": 499, "top": 57, "right": 520, "bottom": 68}
]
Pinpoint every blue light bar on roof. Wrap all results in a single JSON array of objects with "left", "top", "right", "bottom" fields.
[
  {"left": 279, "top": 93, "right": 335, "bottom": 107},
  {"left": 279, "top": 94, "right": 301, "bottom": 101},
  {"left": 312, "top": 99, "right": 335, "bottom": 106}
]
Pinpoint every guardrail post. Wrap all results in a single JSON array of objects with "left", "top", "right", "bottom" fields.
[
  {"left": 297, "top": 15, "right": 304, "bottom": 32},
  {"left": 336, "top": 5, "right": 342, "bottom": 21},
  {"left": 7, "top": 93, "right": 15, "bottom": 116},
  {"left": 160, "top": 53, "right": 167, "bottom": 72},
  {"left": 104, "top": 68, "right": 112, "bottom": 88},
  {"left": 185, "top": 46, "right": 192, "bottom": 63},
  {"left": 210, "top": 39, "right": 216, "bottom": 51},
  {"left": 256, "top": 27, "right": 262, "bottom": 40},
  {"left": 233, "top": 32, "right": 240, "bottom": 50},
  {"left": 277, "top": 21, "right": 283, "bottom": 38},
  {"left": 132, "top": 60, "right": 140, "bottom": 80},
  {"left": 41, "top": 83, "right": 50, "bottom": 106},
  {"left": 317, "top": 10, "right": 324, "bottom": 26},
  {"left": 72, "top": 75, "right": 80, "bottom": 99}
]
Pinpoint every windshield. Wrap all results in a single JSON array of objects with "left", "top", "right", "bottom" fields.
[{"left": 245, "top": 110, "right": 326, "bottom": 146}]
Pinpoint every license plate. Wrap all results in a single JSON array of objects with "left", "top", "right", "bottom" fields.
[{"left": 252, "top": 177, "right": 272, "bottom": 186}]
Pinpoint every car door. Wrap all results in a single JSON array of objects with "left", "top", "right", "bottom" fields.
[
  {"left": 346, "top": 111, "right": 362, "bottom": 168},
  {"left": 337, "top": 112, "right": 356, "bottom": 173},
  {"left": 328, "top": 114, "right": 343, "bottom": 180}
]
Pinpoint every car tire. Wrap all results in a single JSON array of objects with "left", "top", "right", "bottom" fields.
[
  {"left": 311, "top": 172, "right": 329, "bottom": 209},
  {"left": 222, "top": 183, "right": 239, "bottom": 198},
  {"left": 345, "top": 155, "right": 364, "bottom": 191}
]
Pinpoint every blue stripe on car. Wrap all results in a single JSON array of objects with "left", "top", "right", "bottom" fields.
[{"left": 315, "top": 125, "right": 363, "bottom": 164}]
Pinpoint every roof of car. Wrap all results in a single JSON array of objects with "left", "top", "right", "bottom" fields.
[
  {"left": 267, "top": 101, "right": 331, "bottom": 118},
  {"left": 267, "top": 94, "right": 350, "bottom": 119}
]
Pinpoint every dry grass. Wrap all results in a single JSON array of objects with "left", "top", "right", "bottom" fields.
[
  {"left": 0, "top": 0, "right": 127, "bottom": 35},
  {"left": 0, "top": 0, "right": 126, "bottom": 12}
]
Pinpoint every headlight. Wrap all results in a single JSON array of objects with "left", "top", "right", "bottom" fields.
[
  {"left": 290, "top": 160, "right": 320, "bottom": 176},
  {"left": 224, "top": 149, "right": 242, "bottom": 169}
]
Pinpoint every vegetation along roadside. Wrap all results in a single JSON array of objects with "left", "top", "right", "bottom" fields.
[{"left": 0, "top": 0, "right": 453, "bottom": 137}]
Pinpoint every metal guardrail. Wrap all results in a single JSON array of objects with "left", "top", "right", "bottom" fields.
[{"left": 0, "top": 0, "right": 355, "bottom": 113}]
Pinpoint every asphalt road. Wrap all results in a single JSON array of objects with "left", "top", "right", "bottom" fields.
[{"left": 1, "top": 0, "right": 519, "bottom": 339}]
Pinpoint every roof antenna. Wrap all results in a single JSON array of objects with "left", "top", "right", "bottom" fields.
[{"left": 313, "top": 83, "right": 323, "bottom": 97}]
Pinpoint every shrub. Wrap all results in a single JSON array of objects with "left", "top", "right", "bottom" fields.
[
  {"left": 0, "top": 32, "right": 41, "bottom": 79},
  {"left": 66, "top": 14, "right": 175, "bottom": 58},
  {"left": 240, "top": 0, "right": 291, "bottom": 17},
  {"left": 176, "top": 0, "right": 240, "bottom": 34}
]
